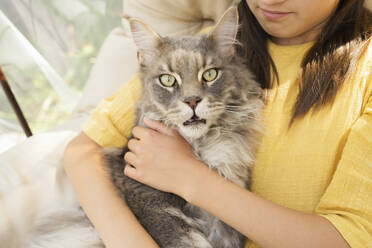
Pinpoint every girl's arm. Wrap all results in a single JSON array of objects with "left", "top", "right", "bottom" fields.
[
  {"left": 124, "top": 118, "right": 351, "bottom": 248},
  {"left": 183, "top": 162, "right": 350, "bottom": 248},
  {"left": 63, "top": 132, "right": 159, "bottom": 248}
]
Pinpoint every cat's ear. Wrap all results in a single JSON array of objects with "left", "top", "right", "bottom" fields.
[
  {"left": 210, "top": 7, "right": 239, "bottom": 55},
  {"left": 129, "top": 19, "right": 162, "bottom": 63}
]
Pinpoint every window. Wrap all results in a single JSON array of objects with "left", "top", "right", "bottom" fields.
[{"left": 0, "top": 0, "right": 122, "bottom": 152}]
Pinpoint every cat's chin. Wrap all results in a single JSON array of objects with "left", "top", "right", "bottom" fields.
[{"left": 178, "top": 123, "right": 209, "bottom": 140}]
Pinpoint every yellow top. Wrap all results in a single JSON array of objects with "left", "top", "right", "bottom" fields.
[{"left": 83, "top": 27, "right": 372, "bottom": 247}]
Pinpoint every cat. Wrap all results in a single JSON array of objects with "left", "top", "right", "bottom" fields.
[
  {"left": 104, "top": 6, "right": 263, "bottom": 248},
  {"left": 0, "top": 6, "right": 263, "bottom": 248}
]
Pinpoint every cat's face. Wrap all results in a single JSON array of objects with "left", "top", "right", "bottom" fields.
[
  {"left": 141, "top": 46, "right": 232, "bottom": 139},
  {"left": 130, "top": 7, "right": 260, "bottom": 140}
]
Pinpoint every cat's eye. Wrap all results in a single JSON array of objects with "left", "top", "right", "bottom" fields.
[
  {"left": 159, "top": 74, "right": 176, "bottom": 87},
  {"left": 202, "top": 68, "right": 218, "bottom": 82}
]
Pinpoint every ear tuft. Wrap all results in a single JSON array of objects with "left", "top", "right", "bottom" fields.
[
  {"left": 210, "top": 7, "right": 240, "bottom": 55},
  {"left": 129, "top": 19, "right": 162, "bottom": 63}
]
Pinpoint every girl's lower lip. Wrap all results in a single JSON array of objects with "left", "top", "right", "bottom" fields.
[{"left": 261, "top": 9, "right": 291, "bottom": 20}]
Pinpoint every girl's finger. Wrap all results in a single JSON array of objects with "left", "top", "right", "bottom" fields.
[
  {"left": 132, "top": 126, "right": 149, "bottom": 140},
  {"left": 127, "top": 138, "right": 140, "bottom": 154},
  {"left": 124, "top": 151, "right": 138, "bottom": 166},
  {"left": 123, "top": 164, "right": 138, "bottom": 179},
  {"left": 143, "top": 117, "right": 176, "bottom": 136}
]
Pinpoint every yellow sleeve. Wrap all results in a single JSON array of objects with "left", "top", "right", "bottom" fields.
[
  {"left": 82, "top": 75, "right": 142, "bottom": 148},
  {"left": 315, "top": 89, "right": 372, "bottom": 247},
  {"left": 82, "top": 26, "right": 213, "bottom": 148}
]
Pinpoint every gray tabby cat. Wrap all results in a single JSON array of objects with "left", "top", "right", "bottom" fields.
[
  {"left": 105, "top": 7, "right": 263, "bottom": 248},
  {"left": 1, "top": 6, "right": 262, "bottom": 248}
]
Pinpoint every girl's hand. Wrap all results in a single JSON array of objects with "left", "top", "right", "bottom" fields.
[{"left": 123, "top": 117, "right": 206, "bottom": 198}]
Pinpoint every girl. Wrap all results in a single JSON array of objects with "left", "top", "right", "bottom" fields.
[{"left": 64, "top": 0, "right": 372, "bottom": 247}]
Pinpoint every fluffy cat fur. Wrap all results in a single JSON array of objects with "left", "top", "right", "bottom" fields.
[
  {"left": 105, "top": 7, "right": 263, "bottom": 248},
  {"left": 0, "top": 6, "right": 263, "bottom": 248}
]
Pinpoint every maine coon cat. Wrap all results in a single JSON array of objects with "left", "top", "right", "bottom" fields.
[
  {"left": 104, "top": 7, "right": 263, "bottom": 248},
  {"left": 0, "top": 6, "right": 263, "bottom": 248}
]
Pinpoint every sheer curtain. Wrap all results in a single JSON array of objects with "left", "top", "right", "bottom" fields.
[{"left": 0, "top": 0, "right": 122, "bottom": 152}]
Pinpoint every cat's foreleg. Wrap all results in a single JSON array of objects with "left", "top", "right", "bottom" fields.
[
  {"left": 104, "top": 148, "right": 213, "bottom": 248},
  {"left": 208, "top": 219, "right": 245, "bottom": 248},
  {"left": 138, "top": 206, "right": 212, "bottom": 248},
  {"left": 175, "top": 229, "right": 213, "bottom": 248}
]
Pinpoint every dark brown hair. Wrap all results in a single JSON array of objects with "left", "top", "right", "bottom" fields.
[{"left": 236, "top": 0, "right": 372, "bottom": 123}]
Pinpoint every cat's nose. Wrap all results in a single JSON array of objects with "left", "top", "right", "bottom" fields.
[{"left": 183, "top": 96, "right": 202, "bottom": 109}]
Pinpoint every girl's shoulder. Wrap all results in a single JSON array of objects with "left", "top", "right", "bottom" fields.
[
  {"left": 365, "top": 38, "right": 372, "bottom": 100},
  {"left": 351, "top": 37, "right": 372, "bottom": 107},
  {"left": 350, "top": 37, "right": 372, "bottom": 86},
  {"left": 355, "top": 37, "right": 372, "bottom": 68}
]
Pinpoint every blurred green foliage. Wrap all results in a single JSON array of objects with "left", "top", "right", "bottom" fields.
[
  {"left": 0, "top": 66, "right": 71, "bottom": 132},
  {"left": 0, "top": 0, "right": 122, "bottom": 134}
]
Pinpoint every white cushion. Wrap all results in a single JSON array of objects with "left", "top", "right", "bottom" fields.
[
  {"left": 122, "top": 0, "right": 239, "bottom": 36},
  {"left": 73, "top": 27, "right": 138, "bottom": 117}
]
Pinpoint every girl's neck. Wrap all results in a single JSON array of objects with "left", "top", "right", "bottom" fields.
[{"left": 271, "top": 32, "right": 318, "bottom": 46}]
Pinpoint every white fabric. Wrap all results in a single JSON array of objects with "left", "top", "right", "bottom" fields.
[
  {"left": 0, "top": 131, "right": 76, "bottom": 189},
  {"left": 0, "top": 131, "right": 79, "bottom": 244},
  {"left": 122, "top": 0, "right": 239, "bottom": 36}
]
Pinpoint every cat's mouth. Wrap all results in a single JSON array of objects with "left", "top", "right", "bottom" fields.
[{"left": 183, "top": 114, "right": 206, "bottom": 126}]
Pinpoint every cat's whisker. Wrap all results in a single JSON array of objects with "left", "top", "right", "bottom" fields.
[
  {"left": 219, "top": 115, "right": 260, "bottom": 126},
  {"left": 224, "top": 110, "right": 258, "bottom": 117},
  {"left": 153, "top": 117, "right": 175, "bottom": 125},
  {"left": 211, "top": 106, "right": 257, "bottom": 117},
  {"left": 225, "top": 106, "right": 256, "bottom": 110},
  {"left": 164, "top": 109, "right": 180, "bottom": 115},
  {"left": 208, "top": 103, "right": 224, "bottom": 108}
]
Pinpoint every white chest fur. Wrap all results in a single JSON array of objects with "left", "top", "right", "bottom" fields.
[{"left": 191, "top": 131, "right": 255, "bottom": 188}]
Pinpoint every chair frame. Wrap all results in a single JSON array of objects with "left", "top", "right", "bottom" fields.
[{"left": 0, "top": 66, "right": 33, "bottom": 137}]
